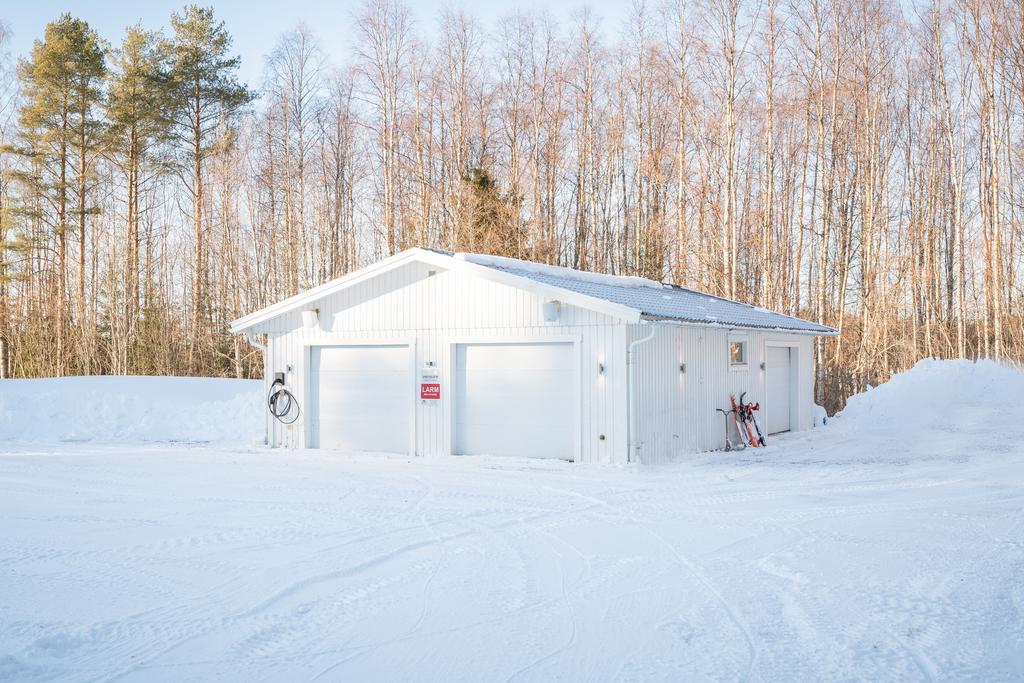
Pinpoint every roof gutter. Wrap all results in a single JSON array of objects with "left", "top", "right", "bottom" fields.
[
  {"left": 638, "top": 315, "right": 838, "bottom": 336},
  {"left": 241, "top": 331, "right": 270, "bottom": 446},
  {"left": 242, "top": 331, "right": 267, "bottom": 353}
]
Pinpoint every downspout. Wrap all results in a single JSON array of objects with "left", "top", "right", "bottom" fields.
[
  {"left": 243, "top": 330, "right": 267, "bottom": 353},
  {"left": 242, "top": 331, "right": 270, "bottom": 446},
  {"left": 627, "top": 323, "right": 657, "bottom": 464}
]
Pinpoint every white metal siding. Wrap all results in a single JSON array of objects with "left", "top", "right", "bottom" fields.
[
  {"left": 257, "top": 261, "right": 628, "bottom": 464},
  {"left": 254, "top": 258, "right": 820, "bottom": 463},
  {"left": 628, "top": 324, "right": 816, "bottom": 463}
]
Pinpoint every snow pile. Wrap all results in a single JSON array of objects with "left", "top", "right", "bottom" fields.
[
  {"left": 838, "top": 358, "right": 1020, "bottom": 430},
  {"left": 0, "top": 376, "right": 263, "bottom": 445},
  {"left": 812, "top": 358, "right": 1024, "bottom": 462},
  {"left": 456, "top": 252, "right": 665, "bottom": 289}
]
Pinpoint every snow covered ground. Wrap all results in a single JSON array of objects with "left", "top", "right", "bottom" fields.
[{"left": 1, "top": 362, "right": 1023, "bottom": 681}]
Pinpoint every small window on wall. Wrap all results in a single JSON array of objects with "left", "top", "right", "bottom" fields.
[{"left": 729, "top": 338, "right": 747, "bottom": 367}]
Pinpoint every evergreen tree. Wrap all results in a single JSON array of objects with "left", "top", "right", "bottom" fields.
[
  {"left": 0, "top": 19, "right": 15, "bottom": 377},
  {"left": 15, "top": 14, "right": 105, "bottom": 374},
  {"left": 105, "top": 25, "right": 170, "bottom": 353},
  {"left": 460, "top": 167, "right": 516, "bottom": 257},
  {"left": 163, "top": 5, "right": 252, "bottom": 371}
]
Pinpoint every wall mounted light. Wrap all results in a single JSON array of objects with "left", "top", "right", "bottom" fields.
[
  {"left": 679, "top": 363, "right": 686, "bottom": 374},
  {"left": 542, "top": 300, "right": 561, "bottom": 322},
  {"left": 760, "top": 361, "right": 766, "bottom": 371},
  {"left": 598, "top": 362, "right": 605, "bottom": 376},
  {"left": 302, "top": 308, "right": 320, "bottom": 329}
]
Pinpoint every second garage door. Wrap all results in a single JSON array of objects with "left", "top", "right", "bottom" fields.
[
  {"left": 765, "top": 346, "right": 793, "bottom": 435},
  {"left": 454, "top": 342, "right": 575, "bottom": 459},
  {"left": 311, "top": 345, "right": 411, "bottom": 453}
]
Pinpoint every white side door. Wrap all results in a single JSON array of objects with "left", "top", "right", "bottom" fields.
[
  {"left": 765, "top": 346, "right": 793, "bottom": 435},
  {"left": 311, "top": 345, "right": 411, "bottom": 453},
  {"left": 455, "top": 342, "right": 575, "bottom": 459}
]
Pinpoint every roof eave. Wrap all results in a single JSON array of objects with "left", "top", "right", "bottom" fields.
[{"left": 639, "top": 314, "right": 838, "bottom": 335}]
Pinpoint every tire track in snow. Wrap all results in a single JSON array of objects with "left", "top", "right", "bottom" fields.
[
  {"left": 92, "top": 473, "right": 440, "bottom": 681},
  {"left": 637, "top": 521, "right": 761, "bottom": 681},
  {"left": 539, "top": 482, "right": 765, "bottom": 680},
  {"left": 9, "top": 445, "right": 1023, "bottom": 682},
  {"left": 304, "top": 497, "right": 610, "bottom": 681},
  {"left": 545, "top": 482, "right": 761, "bottom": 679},
  {"left": 502, "top": 486, "right": 593, "bottom": 682},
  {"left": 744, "top": 500, "right": 942, "bottom": 681},
  {"left": 234, "top": 527, "right": 479, "bottom": 621},
  {"left": 308, "top": 476, "right": 449, "bottom": 679},
  {"left": 232, "top": 504, "right": 602, "bottom": 647}
]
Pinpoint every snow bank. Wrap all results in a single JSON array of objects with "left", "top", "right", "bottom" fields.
[
  {"left": 808, "top": 358, "right": 1024, "bottom": 462},
  {"left": 0, "top": 376, "right": 263, "bottom": 445},
  {"left": 456, "top": 252, "right": 664, "bottom": 289},
  {"left": 838, "top": 358, "right": 1020, "bottom": 430}
]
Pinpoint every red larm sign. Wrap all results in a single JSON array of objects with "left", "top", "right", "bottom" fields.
[{"left": 421, "top": 383, "right": 441, "bottom": 400}]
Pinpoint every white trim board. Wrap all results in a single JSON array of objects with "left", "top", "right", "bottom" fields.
[
  {"left": 232, "top": 248, "right": 836, "bottom": 336},
  {"left": 231, "top": 248, "right": 642, "bottom": 333}
]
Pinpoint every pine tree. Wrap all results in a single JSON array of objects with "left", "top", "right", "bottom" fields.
[
  {"left": 0, "top": 19, "right": 14, "bottom": 378},
  {"left": 460, "top": 167, "right": 516, "bottom": 256},
  {"left": 69, "top": 22, "right": 106, "bottom": 372},
  {"left": 106, "top": 25, "right": 170, "bottom": 365},
  {"left": 15, "top": 14, "right": 105, "bottom": 374},
  {"left": 164, "top": 5, "right": 252, "bottom": 371}
]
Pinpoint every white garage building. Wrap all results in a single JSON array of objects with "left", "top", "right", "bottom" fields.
[{"left": 230, "top": 248, "right": 836, "bottom": 464}]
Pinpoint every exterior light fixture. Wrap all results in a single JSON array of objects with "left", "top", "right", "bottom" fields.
[
  {"left": 679, "top": 363, "right": 686, "bottom": 374},
  {"left": 598, "top": 362, "right": 605, "bottom": 375},
  {"left": 302, "top": 308, "right": 320, "bottom": 329},
  {"left": 542, "top": 300, "right": 561, "bottom": 322}
]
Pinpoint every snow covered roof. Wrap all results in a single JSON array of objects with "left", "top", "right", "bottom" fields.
[
  {"left": 456, "top": 252, "right": 837, "bottom": 335},
  {"left": 230, "top": 247, "right": 836, "bottom": 335}
]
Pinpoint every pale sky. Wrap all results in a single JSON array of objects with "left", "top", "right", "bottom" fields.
[{"left": 3, "top": 0, "right": 630, "bottom": 88}]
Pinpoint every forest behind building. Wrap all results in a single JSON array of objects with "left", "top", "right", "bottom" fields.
[{"left": 0, "top": 0, "right": 1022, "bottom": 412}]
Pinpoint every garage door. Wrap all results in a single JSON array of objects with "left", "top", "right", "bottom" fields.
[
  {"left": 455, "top": 342, "right": 575, "bottom": 459},
  {"left": 311, "top": 345, "right": 411, "bottom": 453},
  {"left": 765, "top": 346, "right": 793, "bottom": 435}
]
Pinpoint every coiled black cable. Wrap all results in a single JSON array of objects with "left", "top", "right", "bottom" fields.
[{"left": 268, "top": 380, "right": 300, "bottom": 424}]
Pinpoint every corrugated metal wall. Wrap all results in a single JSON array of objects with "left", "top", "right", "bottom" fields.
[
  {"left": 252, "top": 258, "right": 818, "bottom": 464},
  {"left": 255, "top": 260, "right": 629, "bottom": 464},
  {"left": 627, "top": 324, "right": 816, "bottom": 464}
]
